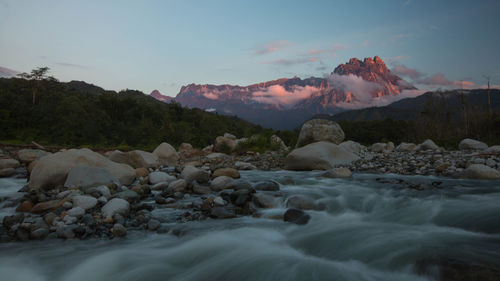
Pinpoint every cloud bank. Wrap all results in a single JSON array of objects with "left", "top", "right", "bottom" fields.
[{"left": 252, "top": 85, "right": 320, "bottom": 107}]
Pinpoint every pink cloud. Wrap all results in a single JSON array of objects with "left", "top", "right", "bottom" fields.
[
  {"left": 254, "top": 40, "right": 292, "bottom": 56},
  {"left": 391, "top": 65, "right": 422, "bottom": 79},
  {"left": 252, "top": 85, "right": 320, "bottom": 107},
  {"left": 417, "top": 73, "right": 475, "bottom": 89},
  {"left": 203, "top": 93, "right": 219, "bottom": 100},
  {"left": 307, "top": 44, "right": 345, "bottom": 56}
]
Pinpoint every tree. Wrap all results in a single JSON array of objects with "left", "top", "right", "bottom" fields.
[{"left": 17, "top": 67, "right": 57, "bottom": 104}]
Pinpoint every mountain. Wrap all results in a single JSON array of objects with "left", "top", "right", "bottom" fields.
[
  {"left": 322, "top": 89, "right": 500, "bottom": 122},
  {"left": 161, "top": 56, "right": 416, "bottom": 129},
  {"left": 150, "top": 90, "right": 173, "bottom": 103}
]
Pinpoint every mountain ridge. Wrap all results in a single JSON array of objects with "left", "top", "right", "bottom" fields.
[{"left": 152, "top": 56, "right": 417, "bottom": 129}]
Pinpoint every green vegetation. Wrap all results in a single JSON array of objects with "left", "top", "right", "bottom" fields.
[
  {"left": 339, "top": 114, "right": 500, "bottom": 149},
  {"left": 0, "top": 77, "right": 292, "bottom": 150}
]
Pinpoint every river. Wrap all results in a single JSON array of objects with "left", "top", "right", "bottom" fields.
[{"left": 1, "top": 170, "right": 500, "bottom": 281}]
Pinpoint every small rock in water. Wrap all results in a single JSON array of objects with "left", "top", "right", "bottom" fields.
[
  {"left": 321, "top": 167, "right": 352, "bottom": 178},
  {"left": 254, "top": 180, "right": 280, "bottom": 191},
  {"left": 284, "top": 208, "right": 310, "bottom": 225},
  {"left": 147, "top": 219, "right": 161, "bottom": 231},
  {"left": 112, "top": 223, "right": 127, "bottom": 237},
  {"left": 286, "top": 195, "right": 315, "bottom": 210},
  {"left": 30, "top": 228, "right": 49, "bottom": 240},
  {"left": 211, "top": 207, "right": 236, "bottom": 219}
]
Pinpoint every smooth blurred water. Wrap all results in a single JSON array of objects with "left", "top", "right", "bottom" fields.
[{"left": 1, "top": 171, "right": 500, "bottom": 281}]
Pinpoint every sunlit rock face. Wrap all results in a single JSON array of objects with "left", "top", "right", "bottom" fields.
[{"left": 155, "top": 57, "right": 416, "bottom": 129}]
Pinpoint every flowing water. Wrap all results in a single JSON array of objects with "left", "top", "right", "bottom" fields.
[{"left": 1, "top": 171, "right": 500, "bottom": 281}]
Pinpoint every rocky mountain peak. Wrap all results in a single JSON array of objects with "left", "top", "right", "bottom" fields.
[
  {"left": 333, "top": 56, "right": 390, "bottom": 77},
  {"left": 150, "top": 90, "right": 173, "bottom": 103}
]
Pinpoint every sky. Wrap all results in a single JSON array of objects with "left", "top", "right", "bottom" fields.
[{"left": 1, "top": 0, "right": 500, "bottom": 96}]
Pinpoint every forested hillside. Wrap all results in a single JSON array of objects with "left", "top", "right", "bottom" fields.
[{"left": 0, "top": 78, "right": 290, "bottom": 150}]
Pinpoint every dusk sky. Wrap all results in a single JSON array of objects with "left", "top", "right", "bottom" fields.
[{"left": 1, "top": 0, "right": 499, "bottom": 96}]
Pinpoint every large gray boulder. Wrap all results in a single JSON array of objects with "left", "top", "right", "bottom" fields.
[
  {"left": 460, "top": 164, "right": 500, "bottom": 180},
  {"left": 459, "top": 139, "right": 488, "bottom": 151},
  {"left": 17, "top": 149, "right": 51, "bottom": 163},
  {"left": 64, "top": 166, "right": 119, "bottom": 189},
  {"left": 29, "top": 148, "right": 135, "bottom": 190},
  {"left": 152, "top": 142, "right": 179, "bottom": 166},
  {"left": 181, "top": 165, "right": 210, "bottom": 183},
  {"left": 296, "top": 119, "right": 345, "bottom": 147},
  {"left": 285, "top": 141, "right": 359, "bottom": 171}
]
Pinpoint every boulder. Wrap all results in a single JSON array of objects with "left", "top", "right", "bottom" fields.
[
  {"left": 0, "top": 159, "right": 20, "bottom": 169},
  {"left": 72, "top": 195, "right": 98, "bottom": 210},
  {"left": 17, "top": 149, "right": 50, "bottom": 163},
  {"left": 29, "top": 148, "right": 135, "bottom": 190},
  {"left": 418, "top": 139, "right": 439, "bottom": 151},
  {"left": 101, "top": 198, "right": 130, "bottom": 219},
  {"left": 339, "top": 141, "right": 364, "bottom": 155},
  {"left": 370, "top": 142, "right": 394, "bottom": 153},
  {"left": 202, "top": 145, "right": 214, "bottom": 153},
  {"left": 459, "top": 139, "right": 488, "bottom": 151},
  {"left": 270, "top": 135, "right": 287, "bottom": 150},
  {"left": 485, "top": 146, "right": 500, "bottom": 154},
  {"left": 112, "top": 223, "right": 127, "bottom": 237},
  {"left": 179, "top": 143, "right": 201, "bottom": 158},
  {"left": 181, "top": 165, "right": 210, "bottom": 183},
  {"left": 148, "top": 171, "right": 176, "bottom": 185},
  {"left": 234, "top": 161, "right": 256, "bottom": 170},
  {"left": 253, "top": 193, "right": 276, "bottom": 208},
  {"left": 168, "top": 179, "right": 187, "bottom": 193},
  {"left": 213, "top": 168, "right": 240, "bottom": 179},
  {"left": 321, "top": 167, "right": 352, "bottom": 178},
  {"left": 286, "top": 195, "right": 315, "bottom": 210},
  {"left": 284, "top": 209, "right": 310, "bottom": 225},
  {"left": 135, "top": 167, "right": 149, "bottom": 178},
  {"left": 66, "top": 207, "right": 85, "bottom": 218},
  {"left": 205, "top": 153, "right": 229, "bottom": 160},
  {"left": 284, "top": 141, "right": 359, "bottom": 171},
  {"left": 396, "top": 142, "right": 417, "bottom": 152},
  {"left": 153, "top": 142, "right": 179, "bottom": 166},
  {"left": 0, "top": 168, "right": 15, "bottom": 178},
  {"left": 210, "top": 176, "right": 234, "bottom": 191},
  {"left": 461, "top": 164, "right": 500, "bottom": 180},
  {"left": 192, "top": 182, "right": 211, "bottom": 194},
  {"left": 296, "top": 119, "right": 345, "bottom": 147},
  {"left": 128, "top": 150, "right": 160, "bottom": 169},
  {"left": 64, "top": 166, "right": 119, "bottom": 189},
  {"left": 214, "top": 136, "right": 236, "bottom": 153},
  {"left": 31, "top": 199, "right": 69, "bottom": 214},
  {"left": 254, "top": 180, "right": 280, "bottom": 191},
  {"left": 107, "top": 150, "right": 130, "bottom": 164}
]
